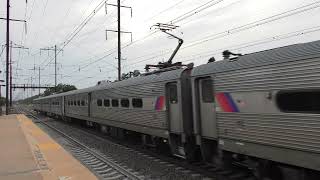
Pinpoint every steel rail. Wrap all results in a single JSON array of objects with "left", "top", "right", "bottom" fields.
[{"left": 17, "top": 107, "right": 143, "bottom": 180}]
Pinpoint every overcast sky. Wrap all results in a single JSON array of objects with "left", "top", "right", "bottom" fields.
[{"left": 1, "top": 0, "right": 320, "bottom": 100}]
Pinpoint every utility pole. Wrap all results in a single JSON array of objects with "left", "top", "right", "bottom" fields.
[
  {"left": 6, "top": 0, "right": 9, "bottom": 115},
  {"left": 37, "top": 67, "right": 44, "bottom": 96},
  {"left": 1, "top": 0, "right": 27, "bottom": 114},
  {"left": 54, "top": 45, "right": 57, "bottom": 88},
  {"left": 39, "top": 67, "right": 40, "bottom": 96},
  {"left": 105, "top": 1, "right": 132, "bottom": 81},
  {"left": 117, "top": 0, "right": 121, "bottom": 81},
  {"left": 40, "top": 45, "right": 62, "bottom": 92},
  {"left": 9, "top": 41, "right": 12, "bottom": 107}
]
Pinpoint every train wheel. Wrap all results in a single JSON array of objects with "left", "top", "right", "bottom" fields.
[
  {"left": 184, "top": 142, "right": 201, "bottom": 162},
  {"left": 255, "top": 160, "right": 283, "bottom": 180}
]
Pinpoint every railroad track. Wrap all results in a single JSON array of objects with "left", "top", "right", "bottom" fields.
[
  {"left": 17, "top": 106, "right": 256, "bottom": 180},
  {"left": 17, "top": 107, "right": 144, "bottom": 180}
]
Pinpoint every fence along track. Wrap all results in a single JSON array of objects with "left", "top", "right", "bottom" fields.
[{"left": 17, "top": 107, "right": 144, "bottom": 180}]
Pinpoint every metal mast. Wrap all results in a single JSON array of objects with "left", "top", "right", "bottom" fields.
[
  {"left": 105, "top": 1, "right": 132, "bottom": 81},
  {"left": 40, "top": 45, "right": 62, "bottom": 92},
  {"left": 117, "top": 0, "right": 121, "bottom": 81},
  {"left": 54, "top": 45, "right": 57, "bottom": 88},
  {"left": 9, "top": 41, "right": 12, "bottom": 107},
  {"left": 5, "top": 0, "right": 10, "bottom": 114},
  {"left": 38, "top": 67, "right": 40, "bottom": 96}
]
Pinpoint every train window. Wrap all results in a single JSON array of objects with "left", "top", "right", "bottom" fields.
[
  {"left": 97, "top": 99, "right": 102, "bottom": 107},
  {"left": 168, "top": 84, "right": 178, "bottom": 103},
  {"left": 77, "top": 100, "right": 80, "bottom": 106},
  {"left": 277, "top": 91, "right": 320, "bottom": 113},
  {"left": 104, "top": 99, "right": 110, "bottom": 107},
  {"left": 201, "top": 79, "right": 214, "bottom": 103},
  {"left": 121, "top": 99, "right": 129, "bottom": 108},
  {"left": 81, "top": 100, "right": 85, "bottom": 106},
  {"left": 74, "top": 100, "right": 77, "bottom": 106},
  {"left": 132, "top": 98, "right": 143, "bottom": 108},
  {"left": 112, "top": 99, "right": 119, "bottom": 107}
]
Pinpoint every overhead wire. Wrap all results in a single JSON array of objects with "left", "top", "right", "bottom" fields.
[
  {"left": 48, "top": 0, "right": 77, "bottom": 43},
  {"left": 52, "top": 0, "right": 320, "bottom": 85},
  {"left": 119, "top": 0, "right": 320, "bottom": 67},
  {"left": 143, "top": 0, "right": 187, "bottom": 22},
  {"left": 177, "top": 25, "right": 320, "bottom": 64},
  {"left": 39, "top": 0, "right": 108, "bottom": 69},
  {"left": 0, "top": 46, "right": 5, "bottom": 58},
  {"left": 60, "top": 0, "right": 127, "bottom": 65},
  {"left": 122, "top": 0, "right": 227, "bottom": 62},
  {"left": 43, "top": 0, "right": 126, "bottom": 84},
  {"left": 62, "top": 0, "right": 225, "bottom": 76},
  {"left": 27, "top": 0, "right": 36, "bottom": 20},
  {"left": 121, "top": 24, "right": 320, "bottom": 72},
  {"left": 42, "top": 0, "right": 49, "bottom": 16},
  {"left": 178, "top": 0, "right": 244, "bottom": 27},
  {"left": 181, "top": 0, "right": 320, "bottom": 49},
  {"left": 57, "top": 0, "right": 192, "bottom": 73},
  {"left": 170, "top": 0, "right": 225, "bottom": 24},
  {"left": 15, "top": 1, "right": 30, "bottom": 85}
]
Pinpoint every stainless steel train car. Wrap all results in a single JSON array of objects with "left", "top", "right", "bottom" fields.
[
  {"left": 34, "top": 67, "right": 195, "bottom": 158},
  {"left": 191, "top": 40, "right": 320, "bottom": 179},
  {"left": 34, "top": 40, "right": 320, "bottom": 180}
]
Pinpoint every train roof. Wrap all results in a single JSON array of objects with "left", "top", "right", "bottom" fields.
[
  {"left": 34, "top": 68, "right": 186, "bottom": 100},
  {"left": 191, "top": 40, "right": 320, "bottom": 77}
]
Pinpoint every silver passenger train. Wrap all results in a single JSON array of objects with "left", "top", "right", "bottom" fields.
[{"left": 34, "top": 40, "right": 320, "bottom": 180}]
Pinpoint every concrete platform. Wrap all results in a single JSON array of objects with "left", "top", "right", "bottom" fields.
[{"left": 0, "top": 114, "right": 98, "bottom": 180}]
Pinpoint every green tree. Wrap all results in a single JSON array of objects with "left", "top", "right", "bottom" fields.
[{"left": 43, "top": 83, "right": 77, "bottom": 96}]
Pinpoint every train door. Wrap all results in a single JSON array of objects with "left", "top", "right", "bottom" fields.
[
  {"left": 198, "top": 78, "right": 217, "bottom": 138},
  {"left": 166, "top": 82, "right": 181, "bottom": 133},
  {"left": 61, "top": 96, "right": 65, "bottom": 116},
  {"left": 88, "top": 92, "right": 92, "bottom": 117}
]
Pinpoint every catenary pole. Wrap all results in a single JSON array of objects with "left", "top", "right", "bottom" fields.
[
  {"left": 55, "top": 45, "right": 57, "bottom": 90},
  {"left": 9, "top": 41, "right": 12, "bottom": 107},
  {"left": 6, "top": 0, "right": 10, "bottom": 115},
  {"left": 117, "top": 0, "right": 121, "bottom": 81},
  {"left": 38, "top": 67, "right": 40, "bottom": 96}
]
